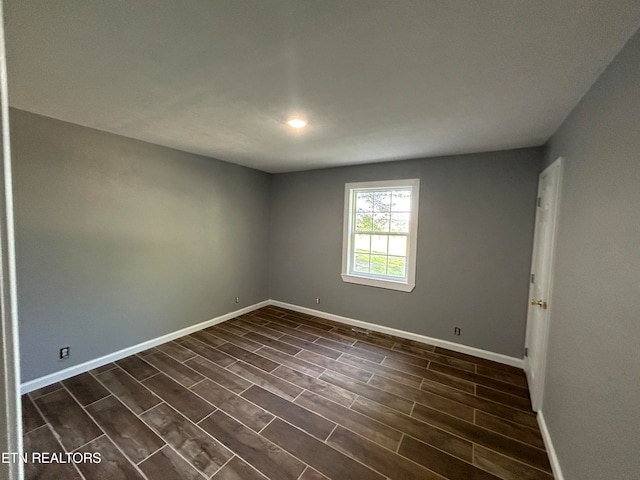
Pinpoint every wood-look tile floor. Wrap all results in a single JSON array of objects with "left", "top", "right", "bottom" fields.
[{"left": 22, "top": 306, "right": 554, "bottom": 480}]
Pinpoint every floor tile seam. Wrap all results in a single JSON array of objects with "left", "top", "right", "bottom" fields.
[
  {"left": 243, "top": 327, "right": 290, "bottom": 343},
  {"left": 147, "top": 351, "right": 235, "bottom": 388},
  {"left": 222, "top": 359, "right": 306, "bottom": 400},
  {"left": 160, "top": 348, "right": 197, "bottom": 364},
  {"left": 469, "top": 441, "right": 555, "bottom": 476},
  {"left": 25, "top": 422, "right": 91, "bottom": 480},
  {"left": 307, "top": 325, "right": 356, "bottom": 340},
  {"left": 273, "top": 369, "right": 357, "bottom": 408},
  {"left": 212, "top": 454, "right": 236, "bottom": 478},
  {"left": 474, "top": 373, "right": 529, "bottom": 389},
  {"left": 390, "top": 436, "right": 452, "bottom": 480},
  {"left": 72, "top": 417, "right": 152, "bottom": 479},
  {"left": 135, "top": 442, "right": 165, "bottom": 466},
  {"left": 449, "top": 391, "right": 537, "bottom": 422},
  {"left": 292, "top": 392, "right": 404, "bottom": 449},
  {"left": 322, "top": 416, "right": 408, "bottom": 456},
  {"left": 359, "top": 341, "right": 474, "bottom": 371},
  {"left": 322, "top": 422, "right": 450, "bottom": 480},
  {"left": 242, "top": 332, "right": 304, "bottom": 357},
  {"left": 255, "top": 410, "right": 279, "bottom": 436},
  {"left": 296, "top": 466, "right": 313, "bottom": 480},
  {"left": 69, "top": 381, "right": 165, "bottom": 472},
  {"left": 235, "top": 378, "right": 345, "bottom": 436},
  {"left": 291, "top": 349, "right": 344, "bottom": 368},
  {"left": 265, "top": 323, "right": 320, "bottom": 342},
  {"left": 88, "top": 363, "right": 118, "bottom": 377},
  {"left": 404, "top": 408, "right": 551, "bottom": 469},
  {"left": 263, "top": 415, "right": 386, "bottom": 479},
  {"left": 298, "top": 326, "right": 357, "bottom": 346},
  {"left": 253, "top": 345, "right": 325, "bottom": 378},
  {"left": 394, "top": 433, "right": 512, "bottom": 480},
  {"left": 417, "top": 374, "right": 477, "bottom": 396},
  {"left": 429, "top": 363, "right": 526, "bottom": 392},
  {"left": 227, "top": 451, "right": 288, "bottom": 480},
  {"left": 350, "top": 394, "right": 532, "bottom": 463},
  {"left": 206, "top": 412, "right": 315, "bottom": 477},
  {"left": 142, "top": 423, "right": 217, "bottom": 479},
  {"left": 407, "top": 400, "right": 546, "bottom": 453},
  {"left": 192, "top": 380, "right": 280, "bottom": 427},
  {"left": 319, "top": 373, "right": 416, "bottom": 415},
  {"left": 350, "top": 370, "right": 530, "bottom": 433},
  {"left": 186, "top": 377, "right": 208, "bottom": 390},
  {"left": 314, "top": 339, "right": 387, "bottom": 364},
  {"left": 205, "top": 329, "right": 263, "bottom": 353},
  {"left": 74, "top": 391, "right": 113, "bottom": 410},
  {"left": 265, "top": 327, "right": 320, "bottom": 348},
  {"left": 140, "top": 404, "right": 234, "bottom": 478},
  {"left": 446, "top": 408, "right": 550, "bottom": 456},
  {"left": 127, "top": 362, "right": 162, "bottom": 382},
  {"left": 93, "top": 368, "right": 163, "bottom": 418},
  {"left": 474, "top": 410, "right": 544, "bottom": 437},
  {"left": 27, "top": 384, "right": 64, "bottom": 401},
  {"left": 21, "top": 396, "right": 49, "bottom": 435},
  {"left": 213, "top": 341, "right": 282, "bottom": 373},
  {"left": 399, "top": 429, "right": 478, "bottom": 465},
  {"left": 390, "top": 343, "right": 438, "bottom": 357},
  {"left": 153, "top": 371, "right": 232, "bottom": 422},
  {"left": 345, "top": 397, "right": 489, "bottom": 463},
  {"left": 96, "top": 368, "right": 166, "bottom": 418},
  {"left": 473, "top": 375, "right": 531, "bottom": 395},
  {"left": 184, "top": 334, "right": 230, "bottom": 354},
  {"left": 418, "top": 381, "right": 537, "bottom": 425},
  {"left": 338, "top": 371, "right": 463, "bottom": 415},
  {"left": 214, "top": 322, "right": 256, "bottom": 339},
  {"left": 339, "top": 355, "right": 424, "bottom": 386},
  {"left": 475, "top": 382, "right": 532, "bottom": 403},
  {"left": 235, "top": 321, "right": 288, "bottom": 340}
]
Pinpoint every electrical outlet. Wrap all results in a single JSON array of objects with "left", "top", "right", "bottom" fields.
[
  {"left": 59, "top": 347, "right": 70, "bottom": 359},
  {"left": 454, "top": 327, "right": 461, "bottom": 336},
  {"left": 315, "top": 298, "right": 320, "bottom": 304},
  {"left": 235, "top": 297, "right": 240, "bottom": 304}
]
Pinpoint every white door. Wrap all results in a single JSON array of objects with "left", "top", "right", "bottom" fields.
[{"left": 524, "top": 157, "right": 563, "bottom": 412}]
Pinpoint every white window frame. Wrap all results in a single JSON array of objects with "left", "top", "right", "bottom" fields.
[{"left": 341, "top": 179, "right": 419, "bottom": 292}]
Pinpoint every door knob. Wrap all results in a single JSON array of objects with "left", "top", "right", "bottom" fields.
[{"left": 530, "top": 299, "right": 548, "bottom": 309}]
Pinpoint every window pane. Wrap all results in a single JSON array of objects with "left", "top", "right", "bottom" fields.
[
  {"left": 372, "top": 213, "right": 390, "bottom": 232},
  {"left": 371, "top": 255, "right": 387, "bottom": 274},
  {"left": 391, "top": 190, "right": 411, "bottom": 212},
  {"left": 387, "top": 256, "right": 406, "bottom": 277},
  {"left": 354, "top": 234, "right": 371, "bottom": 252},
  {"left": 354, "top": 253, "right": 370, "bottom": 273},
  {"left": 355, "top": 213, "right": 373, "bottom": 231},
  {"left": 373, "top": 192, "right": 391, "bottom": 212},
  {"left": 390, "top": 212, "right": 409, "bottom": 232},
  {"left": 356, "top": 192, "right": 374, "bottom": 213},
  {"left": 371, "top": 235, "right": 388, "bottom": 255},
  {"left": 388, "top": 235, "right": 407, "bottom": 256}
]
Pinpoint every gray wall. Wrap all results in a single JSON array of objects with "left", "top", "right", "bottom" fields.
[
  {"left": 12, "top": 109, "right": 271, "bottom": 382},
  {"left": 270, "top": 149, "right": 541, "bottom": 358},
  {"left": 542, "top": 29, "right": 640, "bottom": 479}
]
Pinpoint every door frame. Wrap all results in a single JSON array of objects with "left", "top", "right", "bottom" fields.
[
  {"left": 0, "top": 1, "right": 24, "bottom": 478},
  {"left": 524, "top": 156, "right": 564, "bottom": 412}
]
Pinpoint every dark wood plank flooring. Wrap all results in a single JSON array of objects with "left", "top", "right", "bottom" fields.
[{"left": 22, "top": 306, "right": 553, "bottom": 480}]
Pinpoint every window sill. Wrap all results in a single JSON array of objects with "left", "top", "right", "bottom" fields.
[{"left": 340, "top": 273, "right": 415, "bottom": 292}]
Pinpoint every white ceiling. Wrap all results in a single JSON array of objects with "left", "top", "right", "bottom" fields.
[{"left": 5, "top": 1, "right": 640, "bottom": 173}]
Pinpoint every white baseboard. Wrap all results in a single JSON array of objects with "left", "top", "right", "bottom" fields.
[
  {"left": 537, "top": 410, "right": 565, "bottom": 480},
  {"left": 21, "top": 298, "right": 524, "bottom": 394},
  {"left": 269, "top": 300, "right": 524, "bottom": 369},
  {"left": 20, "top": 300, "right": 269, "bottom": 394}
]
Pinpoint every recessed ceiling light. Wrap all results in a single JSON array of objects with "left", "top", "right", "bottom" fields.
[{"left": 287, "top": 118, "right": 307, "bottom": 128}]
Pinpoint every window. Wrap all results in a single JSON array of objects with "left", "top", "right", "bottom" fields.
[{"left": 341, "top": 179, "right": 419, "bottom": 292}]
